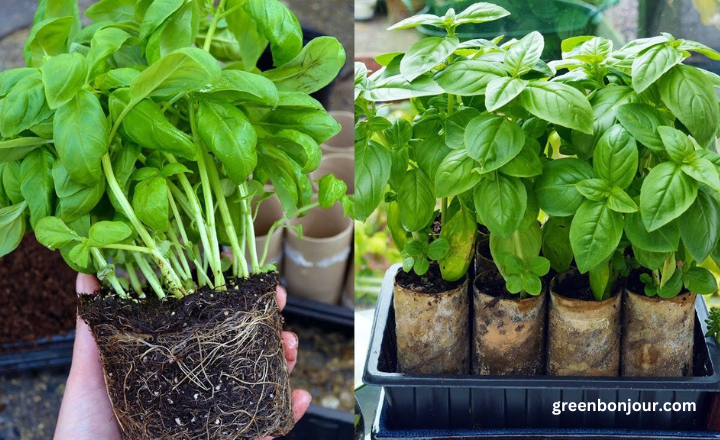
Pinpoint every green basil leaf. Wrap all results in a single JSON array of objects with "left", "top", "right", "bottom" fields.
[
  {"left": 640, "top": 162, "right": 698, "bottom": 231},
  {"left": 679, "top": 188, "right": 720, "bottom": 262},
  {"left": 570, "top": 199, "right": 624, "bottom": 273},
  {"left": 54, "top": 89, "right": 110, "bottom": 186},
  {"left": 416, "top": 135, "right": 451, "bottom": 182},
  {"left": 398, "top": 168, "right": 435, "bottom": 232},
  {"left": 40, "top": 52, "right": 87, "bottom": 110},
  {"left": 505, "top": 31, "right": 544, "bottom": 77},
  {"left": 681, "top": 155, "right": 720, "bottom": 192},
  {"left": 520, "top": 81, "right": 594, "bottom": 134},
  {"left": 625, "top": 211, "right": 679, "bottom": 253},
  {"left": 615, "top": 103, "right": 670, "bottom": 151},
  {"left": 445, "top": 108, "right": 480, "bottom": 149},
  {"left": 388, "top": 14, "right": 444, "bottom": 30},
  {"left": 24, "top": 17, "right": 74, "bottom": 67},
  {"left": 317, "top": 174, "right": 346, "bottom": 209},
  {"left": 146, "top": 1, "right": 199, "bottom": 65},
  {"left": 355, "top": 140, "right": 391, "bottom": 221},
  {"left": 200, "top": 70, "right": 279, "bottom": 107},
  {"left": 593, "top": 125, "right": 638, "bottom": 189},
  {"left": 0, "top": 68, "right": 38, "bottom": 98},
  {"left": 110, "top": 89, "right": 197, "bottom": 160},
  {"left": 434, "top": 60, "right": 506, "bottom": 96},
  {"left": 0, "top": 73, "right": 52, "bottom": 138},
  {"left": 20, "top": 147, "right": 55, "bottom": 228},
  {"left": 225, "top": 0, "right": 267, "bottom": 70},
  {"left": 576, "top": 178, "right": 611, "bottom": 202},
  {"left": 658, "top": 126, "right": 695, "bottom": 163},
  {"left": 485, "top": 77, "right": 527, "bottom": 112},
  {"left": 632, "top": 44, "right": 684, "bottom": 93},
  {"left": 0, "top": 202, "right": 27, "bottom": 258},
  {"left": 87, "top": 28, "right": 134, "bottom": 79},
  {"left": 455, "top": 2, "right": 510, "bottom": 24},
  {"left": 414, "top": 257, "right": 430, "bottom": 276},
  {"left": 427, "top": 237, "right": 450, "bottom": 260},
  {"left": 256, "top": 146, "right": 301, "bottom": 215},
  {"left": 273, "top": 129, "right": 321, "bottom": 174},
  {"left": 439, "top": 205, "right": 476, "bottom": 281},
  {"left": 138, "top": 0, "right": 184, "bottom": 39},
  {"left": 262, "top": 37, "right": 346, "bottom": 94},
  {"left": 657, "top": 269, "right": 683, "bottom": 298},
  {"left": 434, "top": 149, "right": 482, "bottom": 198},
  {"left": 542, "top": 216, "right": 573, "bottom": 272},
  {"left": 197, "top": 99, "right": 257, "bottom": 185},
  {"left": 160, "top": 162, "right": 191, "bottom": 178},
  {"left": 132, "top": 175, "right": 169, "bottom": 231},
  {"left": 534, "top": 158, "right": 594, "bottom": 216},
  {"left": 465, "top": 114, "right": 525, "bottom": 173},
  {"left": 94, "top": 68, "right": 141, "bottom": 92},
  {"left": 68, "top": 242, "right": 91, "bottom": 269},
  {"left": 634, "top": 247, "right": 669, "bottom": 270},
  {"left": 387, "top": 201, "right": 408, "bottom": 252},
  {"left": 35, "top": 215, "right": 79, "bottom": 250},
  {"left": 384, "top": 118, "right": 412, "bottom": 148},
  {"left": 677, "top": 40, "right": 720, "bottom": 60},
  {"left": 474, "top": 174, "right": 527, "bottom": 239},
  {"left": 659, "top": 64, "right": 720, "bottom": 147},
  {"left": 88, "top": 221, "right": 133, "bottom": 247},
  {"left": 607, "top": 187, "right": 639, "bottom": 213},
  {"left": 243, "top": 0, "right": 302, "bottom": 67},
  {"left": 52, "top": 160, "right": 105, "bottom": 223},
  {"left": 2, "top": 161, "right": 23, "bottom": 205},
  {"left": 500, "top": 138, "right": 543, "bottom": 178},
  {"left": 0, "top": 137, "right": 52, "bottom": 164},
  {"left": 589, "top": 262, "right": 611, "bottom": 301},
  {"left": 401, "top": 36, "right": 459, "bottom": 82},
  {"left": 260, "top": 107, "right": 341, "bottom": 144},
  {"left": 85, "top": 0, "right": 135, "bottom": 22},
  {"left": 130, "top": 47, "right": 221, "bottom": 101},
  {"left": 364, "top": 72, "right": 444, "bottom": 102},
  {"left": 389, "top": 147, "right": 409, "bottom": 191},
  {"left": 684, "top": 267, "right": 718, "bottom": 295}
]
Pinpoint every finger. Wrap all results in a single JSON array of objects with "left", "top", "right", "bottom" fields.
[
  {"left": 76, "top": 273, "right": 101, "bottom": 295},
  {"left": 282, "top": 331, "right": 298, "bottom": 373},
  {"left": 276, "top": 285, "right": 287, "bottom": 311},
  {"left": 291, "top": 389, "right": 312, "bottom": 423}
]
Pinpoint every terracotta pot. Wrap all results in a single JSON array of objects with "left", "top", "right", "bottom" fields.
[
  {"left": 622, "top": 289, "right": 696, "bottom": 377},
  {"left": 284, "top": 202, "right": 353, "bottom": 304},
  {"left": 321, "top": 111, "right": 354, "bottom": 154},
  {"left": 249, "top": 195, "right": 285, "bottom": 272},
  {"left": 547, "top": 270, "right": 621, "bottom": 376},
  {"left": 394, "top": 273, "right": 470, "bottom": 375},
  {"left": 311, "top": 153, "right": 354, "bottom": 195},
  {"left": 473, "top": 271, "right": 546, "bottom": 375}
]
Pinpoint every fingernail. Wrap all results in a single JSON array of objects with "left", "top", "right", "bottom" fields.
[{"left": 289, "top": 332, "right": 298, "bottom": 350}]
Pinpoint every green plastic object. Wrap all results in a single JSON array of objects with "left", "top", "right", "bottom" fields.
[{"left": 419, "top": 0, "right": 620, "bottom": 58}]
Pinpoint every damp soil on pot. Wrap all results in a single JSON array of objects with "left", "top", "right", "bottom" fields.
[
  {"left": 78, "top": 273, "right": 293, "bottom": 440},
  {"left": 284, "top": 319, "right": 353, "bottom": 412},
  {"left": 395, "top": 264, "right": 464, "bottom": 294},
  {"left": 552, "top": 269, "right": 599, "bottom": 301},
  {"left": 0, "top": 235, "right": 77, "bottom": 349},
  {"left": 474, "top": 269, "right": 532, "bottom": 300}
]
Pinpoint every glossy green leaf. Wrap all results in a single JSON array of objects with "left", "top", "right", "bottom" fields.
[
  {"left": 54, "top": 89, "right": 110, "bottom": 186},
  {"left": 500, "top": 138, "right": 543, "bottom": 178},
  {"left": 505, "top": 31, "right": 544, "bottom": 77},
  {"left": 273, "top": 129, "right": 322, "bottom": 174},
  {"left": 542, "top": 216, "right": 573, "bottom": 272},
  {"left": 625, "top": 211, "right": 679, "bottom": 252},
  {"left": 679, "top": 188, "right": 720, "bottom": 262},
  {"left": 317, "top": 174, "right": 346, "bottom": 209},
  {"left": 226, "top": 0, "right": 267, "bottom": 70},
  {"left": 20, "top": 147, "right": 55, "bottom": 228},
  {"left": 455, "top": 2, "right": 510, "bottom": 24},
  {"left": 570, "top": 199, "right": 624, "bottom": 273},
  {"left": 24, "top": 17, "right": 74, "bottom": 67},
  {"left": 0, "top": 202, "right": 27, "bottom": 258},
  {"left": 0, "top": 73, "right": 52, "bottom": 138},
  {"left": 593, "top": 125, "right": 638, "bottom": 189},
  {"left": 615, "top": 103, "right": 669, "bottom": 151},
  {"left": 138, "top": 0, "right": 183, "bottom": 39},
  {"left": 88, "top": 221, "right": 133, "bottom": 247},
  {"left": 434, "top": 149, "right": 482, "bottom": 198},
  {"left": 243, "top": 0, "right": 302, "bottom": 67},
  {"left": 145, "top": 1, "right": 199, "bottom": 64},
  {"left": 485, "top": 77, "right": 527, "bottom": 112},
  {"left": 657, "top": 269, "right": 683, "bottom": 298},
  {"left": 427, "top": 238, "right": 450, "bottom": 260},
  {"left": 434, "top": 60, "right": 506, "bottom": 96},
  {"left": 576, "top": 178, "right": 611, "bottom": 202},
  {"left": 2, "top": 161, "right": 23, "bottom": 205},
  {"left": 521, "top": 81, "right": 593, "bottom": 134},
  {"left": 388, "top": 14, "right": 444, "bottom": 30},
  {"left": 465, "top": 114, "right": 525, "bottom": 173},
  {"left": 401, "top": 36, "right": 459, "bottom": 82},
  {"left": 534, "top": 158, "right": 594, "bottom": 216},
  {"left": 35, "top": 216, "right": 79, "bottom": 250},
  {"left": 640, "top": 162, "right": 697, "bottom": 231},
  {"left": 0, "top": 137, "right": 52, "bottom": 164},
  {"left": 260, "top": 108, "right": 340, "bottom": 144},
  {"left": 445, "top": 108, "right": 480, "bottom": 149},
  {"left": 52, "top": 160, "right": 105, "bottom": 223},
  {"left": 474, "top": 174, "right": 527, "bottom": 239},
  {"left": 415, "top": 136, "right": 450, "bottom": 182},
  {"left": 632, "top": 44, "right": 684, "bottom": 93},
  {"left": 85, "top": 0, "right": 135, "bottom": 22},
  {"left": 439, "top": 205, "right": 476, "bottom": 281},
  {"left": 200, "top": 70, "right": 279, "bottom": 107},
  {"left": 659, "top": 64, "right": 720, "bottom": 147},
  {"left": 398, "top": 168, "right": 435, "bottom": 232},
  {"left": 681, "top": 154, "right": 720, "bottom": 192},
  {"left": 684, "top": 267, "right": 718, "bottom": 295},
  {"left": 263, "top": 37, "right": 346, "bottom": 94},
  {"left": 658, "top": 126, "right": 695, "bottom": 163},
  {"left": 132, "top": 176, "right": 169, "bottom": 231},
  {"left": 197, "top": 99, "right": 257, "bottom": 185},
  {"left": 41, "top": 52, "right": 87, "bottom": 110},
  {"left": 607, "top": 187, "right": 639, "bottom": 213},
  {"left": 0, "top": 68, "right": 37, "bottom": 98},
  {"left": 355, "top": 140, "right": 391, "bottom": 221}
]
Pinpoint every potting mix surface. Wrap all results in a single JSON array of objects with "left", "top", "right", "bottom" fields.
[{"left": 0, "top": 236, "right": 77, "bottom": 348}]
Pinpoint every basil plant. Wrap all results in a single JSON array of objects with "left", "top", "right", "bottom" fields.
[
  {"left": 0, "top": 0, "right": 350, "bottom": 299},
  {"left": 538, "top": 34, "right": 720, "bottom": 300},
  {"left": 355, "top": 4, "right": 596, "bottom": 298}
]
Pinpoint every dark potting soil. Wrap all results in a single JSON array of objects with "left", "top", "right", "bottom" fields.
[
  {"left": 396, "top": 264, "right": 465, "bottom": 294},
  {"left": 553, "top": 270, "right": 599, "bottom": 302},
  {"left": 0, "top": 235, "right": 77, "bottom": 348},
  {"left": 78, "top": 273, "right": 294, "bottom": 440},
  {"left": 475, "top": 269, "right": 532, "bottom": 300}
]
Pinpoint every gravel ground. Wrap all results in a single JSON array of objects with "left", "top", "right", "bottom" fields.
[{"left": 0, "top": 1, "right": 353, "bottom": 439}]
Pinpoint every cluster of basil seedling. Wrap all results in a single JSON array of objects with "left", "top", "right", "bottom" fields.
[
  {"left": 355, "top": 3, "right": 720, "bottom": 300},
  {"left": 0, "top": 0, "right": 351, "bottom": 299}
]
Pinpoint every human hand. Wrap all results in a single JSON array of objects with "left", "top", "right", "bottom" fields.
[{"left": 54, "top": 274, "right": 310, "bottom": 440}]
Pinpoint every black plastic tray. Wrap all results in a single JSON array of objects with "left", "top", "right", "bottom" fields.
[
  {"left": 0, "top": 331, "right": 75, "bottom": 374},
  {"left": 364, "top": 264, "right": 720, "bottom": 431},
  {"left": 371, "top": 389, "right": 720, "bottom": 440},
  {"left": 280, "top": 403, "right": 355, "bottom": 440}
]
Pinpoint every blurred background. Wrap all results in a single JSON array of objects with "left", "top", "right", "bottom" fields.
[{"left": 0, "top": 1, "right": 354, "bottom": 439}]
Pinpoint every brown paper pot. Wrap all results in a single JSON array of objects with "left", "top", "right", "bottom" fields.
[
  {"left": 312, "top": 153, "right": 354, "bottom": 195},
  {"left": 394, "top": 271, "right": 470, "bottom": 374},
  {"left": 284, "top": 202, "right": 353, "bottom": 304},
  {"left": 473, "top": 271, "right": 546, "bottom": 375},
  {"left": 321, "top": 111, "right": 354, "bottom": 154},
  {"left": 547, "top": 270, "right": 621, "bottom": 376},
  {"left": 622, "top": 289, "right": 696, "bottom": 377},
  {"left": 249, "top": 195, "right": 285, "bottom": 272},
  {"left": 475, "top": 237, "right": 496, "bottom": 275}
]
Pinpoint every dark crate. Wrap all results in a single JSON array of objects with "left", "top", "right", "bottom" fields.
[
  {"left": 280, "top": 403, "right": 354, "bottom": 440},
  {"left": 0, "top": 332, "right": 75, "bottom": 374},
  {"left": 371, "top": 389, "right": 720, "bottom": 440},
  {"left": 364, "top": 264, "right": 720, "bottom": 431}
]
